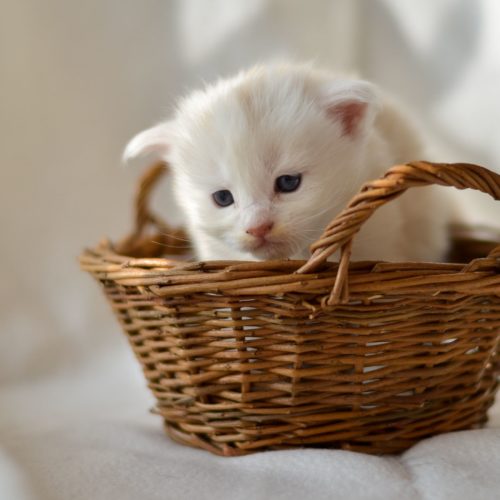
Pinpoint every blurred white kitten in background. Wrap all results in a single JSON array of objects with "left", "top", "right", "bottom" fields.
[{"left": 125, "top": 63, "right": 451, "bottom": 262}]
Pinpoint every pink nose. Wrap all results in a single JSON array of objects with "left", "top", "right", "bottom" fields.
[{"left": 246, "top": 221, "right": 274, "bottom": 239}]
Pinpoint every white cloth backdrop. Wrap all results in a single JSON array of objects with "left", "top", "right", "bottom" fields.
[{"left": 1, "top": 1, "right": 499, "bottom": 499}]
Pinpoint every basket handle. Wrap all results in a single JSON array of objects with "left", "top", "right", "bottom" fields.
[
  {"left": 297, "top": 161, "right": 500, "bottom": 306},
  {"left": 115, "top": 162, "right": 188, "bottom": 257}
]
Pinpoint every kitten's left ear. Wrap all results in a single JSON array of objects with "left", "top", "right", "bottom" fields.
[
  {"left": 322, "top": 80, "right": 379, "bottom": 139},
  {"left": 122, "top": 121, "right": 172, "bottom": 163}
]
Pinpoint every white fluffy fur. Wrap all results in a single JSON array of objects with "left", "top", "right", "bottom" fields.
[{"left": 125, "top": 64, "right": 451, "bottom": 263}]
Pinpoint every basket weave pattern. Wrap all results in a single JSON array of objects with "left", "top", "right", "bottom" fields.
[{"left": 81, "top": 161, "right": 500, "bottom": 455}]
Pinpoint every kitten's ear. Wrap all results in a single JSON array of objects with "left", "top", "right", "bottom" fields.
[
  {"left": 322, "top": 80, "right": 379, "bottom": 139},
  {"left": 122, "top": 122, "right": 172, "bottom": 163}
]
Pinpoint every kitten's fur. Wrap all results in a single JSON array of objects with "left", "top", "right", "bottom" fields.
[{"left": 125, "top": 64, "right": 450, "bottom": 262}]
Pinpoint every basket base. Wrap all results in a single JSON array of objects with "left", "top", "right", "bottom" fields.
[{"left": 158, "top": 393, "right": 495, "bottom": 456}]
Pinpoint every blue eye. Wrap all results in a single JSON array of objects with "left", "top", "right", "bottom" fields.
[
  {"left": 212, "top": 189, "right": 234, "bottom": 207},
  {"left": 275, "top": 174, "right": 302, "bottom": 193}
]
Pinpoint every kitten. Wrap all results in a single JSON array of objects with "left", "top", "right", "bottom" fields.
[{"left": 124, "top": 63, "right": 450, "bottom": 263}]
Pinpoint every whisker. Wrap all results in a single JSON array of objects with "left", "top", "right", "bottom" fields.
[
  {"left": 281, "top": 209, "right": 336, "bottom": 229},
  {"left": 158, "top": 231, "right": 191, "bottom": 243},
  {"left": 151, "top": 240, "right": 192, "bottom": 249}
]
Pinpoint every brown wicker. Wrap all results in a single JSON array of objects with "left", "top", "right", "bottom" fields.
[{"left": 80, "top": 161, "right": 500, "bottom": 456}]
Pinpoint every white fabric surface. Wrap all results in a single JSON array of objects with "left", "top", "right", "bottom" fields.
[
  {"left": 1, "top": 347, "right": 499, "bottom": 500},
  {"left": 1, "top": 1, "right": 499, "bottom": 499}
]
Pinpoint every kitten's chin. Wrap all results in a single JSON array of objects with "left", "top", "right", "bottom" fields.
[{"left": 245, "top": 242, "right": 293, "bottom": 260}]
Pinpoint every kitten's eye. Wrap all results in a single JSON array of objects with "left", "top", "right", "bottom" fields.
[
  {"left": 212, "top": 189, "right": 234, "bottom": 207},
  {"left": 275, "top": 174, "right": 302, "bottom": 193}
]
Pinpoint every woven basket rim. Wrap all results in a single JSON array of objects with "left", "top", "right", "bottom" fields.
[{"left": 81, "top": 160, "right": 500, "bottom": 306}]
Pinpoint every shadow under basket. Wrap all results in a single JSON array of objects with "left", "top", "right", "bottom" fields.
[{"left": 80, "top": 161, "right": 500, "bottom": 456}]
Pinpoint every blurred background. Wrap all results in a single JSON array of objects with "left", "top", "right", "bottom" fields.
[{"left": 1, "top": 0, "right": 499, "bottom": 461}]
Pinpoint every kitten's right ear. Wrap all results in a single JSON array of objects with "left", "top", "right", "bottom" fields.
[
  {"left": 122, "top": 122, "right": 172, "bottom": 163},
  {"left": 321, "top": 80, "right": 380, "bottom": 140}
]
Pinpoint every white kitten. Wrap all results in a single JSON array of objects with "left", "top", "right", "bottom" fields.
[{"left": 125, "top": 63, "right": 450, "bottom": 263}]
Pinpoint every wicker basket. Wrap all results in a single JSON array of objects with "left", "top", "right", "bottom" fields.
[{"left": 80, "top": 161, "right": 500, "bottom": 456}]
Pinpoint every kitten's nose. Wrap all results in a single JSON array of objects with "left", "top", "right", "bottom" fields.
[{"left": 246, "top": 221, "right": 274, "bottom": 239}]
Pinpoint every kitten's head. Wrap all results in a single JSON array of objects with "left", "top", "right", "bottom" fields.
[{"left": 124, "top": 64, "right": 380, "bottom": 260}]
